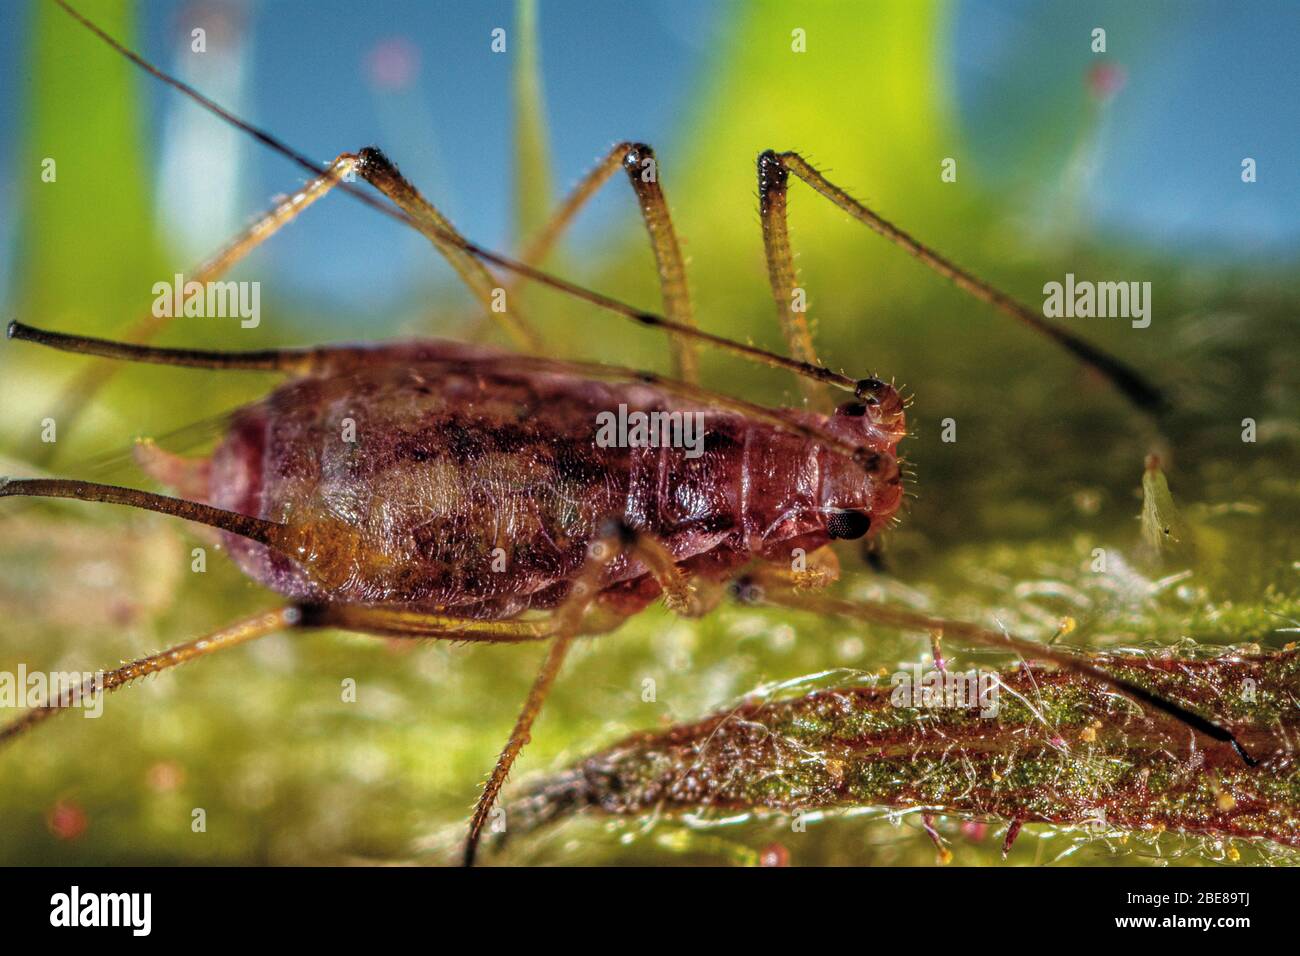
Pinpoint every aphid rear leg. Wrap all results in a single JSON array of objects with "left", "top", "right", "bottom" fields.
[
  {"left": 352, "top": 148, "right": 541, "bottom": 352},
  {"left": 0, "top": 607, "right": 298, "bottom": 749},
  {"left": 30, "top": 154, "right": 359, "bottom": 462},
  {"left": 462, "top": 517, "right": 648, "bottom": 866},
  {"left": 33, "top": 138, "right": 543, "bottom": 449}
]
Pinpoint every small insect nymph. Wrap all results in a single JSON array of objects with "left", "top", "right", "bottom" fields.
[{"left": 3, "top": 0, "right": 1247, "bottom": 867}]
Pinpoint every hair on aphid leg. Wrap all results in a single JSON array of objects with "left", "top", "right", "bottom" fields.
[
  {"left": 461, "top": 516, "right": 652, "bottom": 866},
  {"left": 759, "top": 149, "right": 1166, "bottom": 415},
  {"left": 351, "top": 147, "right": 542, "bottom": 352},
  {"left": 25, "top": 154, "right": 361, "bottom": 463},
  {"left": 0, "top": 608, "right": 299, "bottom": 749}
]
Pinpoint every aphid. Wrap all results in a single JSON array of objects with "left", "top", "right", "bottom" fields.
[{"left": 2, "top": 1, "right": 1240, "bottom": 867}]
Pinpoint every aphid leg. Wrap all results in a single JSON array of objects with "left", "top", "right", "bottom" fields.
[
  {"left": 757, "top": 546, "right": 841, "bottom": 593},
  {"left": 51, "top": 1, "right": 898, "bottom": 404},
  {"left": 511, "top": 145, "right": 626, "bottom": 269},
  {"left": 618, "top": 521, "right": 700, "bottom": 615},
  {"left": 297, "top": 604, "right": 564, "bottom": 644},
  {"left": 0, "top": 607, "right": 298, "bottom": 748},
  {"left": 498, "top": 141, "right": 699, "bottom": 382},
  {"left": 26, "top": 155, "right": 359, "bottom": 462},
  {"left": 464, "top": 634, "right": 576, "bottom": 867},
  {"left": 48, "top": 0, "right": 516, "bottom": 343},
  {"left": 739, "top": 581, "right": 1259, "bottom": 768},
  {"left": 462, "top": 517, "right": 643, "bottom": 866},
  {"left": 760, "top": 150, "right": 1165, "bottom": 413},
  {"left": 921, "top": 813, "right": 953, "bottom": 865},
  {"left": 930, "top": 628, "right": 946, "bottom": 672},
  {"left": 351, "top": 148, "right": 541, "bottom": 352},
  {"left": 1002, "top": 818, "right": 1024, "bottom": 859},
  {"left": 756, "top": 152, "right": 830, "bottom": 409}
]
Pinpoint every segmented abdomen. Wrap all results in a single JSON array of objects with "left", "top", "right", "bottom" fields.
[{"left": 208, "top": 355, "right": 843, "bottom": 619}]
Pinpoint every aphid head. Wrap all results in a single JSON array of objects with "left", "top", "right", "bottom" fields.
[{"left": 815, "top": 385, "right": 907, "bottom": 542}]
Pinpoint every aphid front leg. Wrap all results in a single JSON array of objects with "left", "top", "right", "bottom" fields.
[
  {"left": 757, "top": 151, "right": 830, "bottom": 409},
  {"left": 758, "top": 150, "right": 1165, "bottom": 413},
  {"left": 759, "top": 546, "right": 841, "bottom": 593}
]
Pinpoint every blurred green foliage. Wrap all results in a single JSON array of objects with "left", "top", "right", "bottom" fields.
[{"left": 0, "top": 0, "right": 1296, "bottom": 866}]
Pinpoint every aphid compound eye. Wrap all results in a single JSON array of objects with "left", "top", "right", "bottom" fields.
[
  {"left": 827, "top": 509, "right": 872, "bottom": 540},
  {"left": 836, "top": 401, "right": 869, "bottom": 417}
]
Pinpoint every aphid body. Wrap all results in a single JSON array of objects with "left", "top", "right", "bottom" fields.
[{"left": 196, "top": 344, "right": 905, "bottom": 620}]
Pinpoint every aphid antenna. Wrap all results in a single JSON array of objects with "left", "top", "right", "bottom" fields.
[
  {"left": 7, "top": 320, "right": 894, "bottom": 481},
  {"left": 7, "top": 320, "right": 307, "bottom": 373}
]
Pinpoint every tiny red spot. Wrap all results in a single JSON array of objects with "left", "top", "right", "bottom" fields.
[
  {"left": 146, "top": 760, "right": 186, "bottom": 793},
  {"left": 960, "top": 820, "right": 988, "bottom": 842},
  {"left": 46, "top": 798, "right": 88, "bottom": 841},
  {"left": 1087, "top": 62, "right": 1127, "bottom": 102},
  {"left": 366, "top": 38, "right": 420, "bottom": 91}
]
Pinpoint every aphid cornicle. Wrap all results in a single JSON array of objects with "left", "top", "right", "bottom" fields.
[{"left": 2, "top": 0, "right": 1253, "bottom": 867}]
